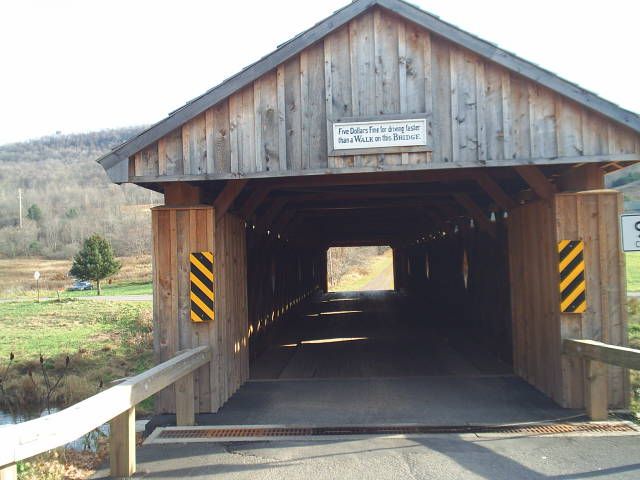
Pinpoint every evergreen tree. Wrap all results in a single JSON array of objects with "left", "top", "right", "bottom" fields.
[
  {"left": 27, "top": 204, "right": 42, "bottom": 222},
  {"left": 69, "top": 234, "right": 121, "bottom": 295}
]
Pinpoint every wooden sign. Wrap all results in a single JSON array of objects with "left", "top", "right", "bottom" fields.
[
  {"left": 190, "top": 252, "right": 215, "bottom": 322},
  {"left": 329, "top": 115, "right": 430, "bottom": 156},
  {"left": 558, "top": 240, "right": 586, "bottom": 314}
]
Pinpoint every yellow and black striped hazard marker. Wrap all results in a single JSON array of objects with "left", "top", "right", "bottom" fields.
[
  {"left": 190, "top": 252, "right": 214, "bottom": 322},
  {"left": 558, "top": 240, "right": 586, "bottom": 314}
]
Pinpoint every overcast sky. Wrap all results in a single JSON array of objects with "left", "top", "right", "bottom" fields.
[{"left": 0, "top": 0, "right": 638, "bottom": 146}]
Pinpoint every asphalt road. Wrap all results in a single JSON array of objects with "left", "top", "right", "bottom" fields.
[{"left": 92, "top": 433, "right": 640, "bottom": 479}]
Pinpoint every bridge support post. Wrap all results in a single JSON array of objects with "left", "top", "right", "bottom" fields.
[
  {"left": 585, "top": 359, "right": 608, "bottom": 420},
  {"left": 110, "top": 407, "right": 136, "bottom": 478},
  {"left": 0, "top": 464, "right": 17, "bottom": 480},
  {"left": 176, "top": 372, "right": 195, "bottom": 426}
]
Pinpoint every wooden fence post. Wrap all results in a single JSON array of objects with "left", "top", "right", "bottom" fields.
[
  {"left": 110, "top": 407, "right": 136, "bottom": 478},
  {"left": 585, "top": 359, "right": 608, "bottom": 421},
  {"left": 175, "top": 372, "right": 195, "bottom": 426},
  {"left": 0, "top": 464, "right": 17, "bottom": 480}
]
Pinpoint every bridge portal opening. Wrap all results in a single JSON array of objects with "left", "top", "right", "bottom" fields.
[
  {"left": 327, "top": 246, "right": 394, "bottom": 292},
  {"left": 243, "top": 171, "right": 515, "bottom": 391}
]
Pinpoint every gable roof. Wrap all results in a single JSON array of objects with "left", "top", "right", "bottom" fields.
[{"left": 98, "top": 0, "right": 640, "bottom": 171}]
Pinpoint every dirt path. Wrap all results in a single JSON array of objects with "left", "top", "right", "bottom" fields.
[{"left": 361, "top": 262, "right": 394, "bottom": 290}]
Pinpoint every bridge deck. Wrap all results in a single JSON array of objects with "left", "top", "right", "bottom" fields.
[{"left": 148, "top": 291, "right": 578, "bottom": 428}]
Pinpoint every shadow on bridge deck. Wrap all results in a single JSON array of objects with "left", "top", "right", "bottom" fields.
[{"left": 160, "top": 291, "right": 580, "bottom": 427}]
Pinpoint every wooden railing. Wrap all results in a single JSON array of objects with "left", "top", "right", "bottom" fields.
[
  {"left": 0, "top": 346, "right": 211, "bottom": 480},
  {"left": 563, "top": 339, "right": 640, "bottom": 421}
]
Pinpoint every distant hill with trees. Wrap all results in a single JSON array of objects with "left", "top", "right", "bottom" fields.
[
  {"left": 0, "top": 127, "right": 162, "bottom": 259},
  {"left": 606, "top": 164, "right": 640, "bottom": 212}
]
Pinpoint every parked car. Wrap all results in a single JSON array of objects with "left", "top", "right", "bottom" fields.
[{"left": 68, "top": 280, "right": 93, "bottom": 291}]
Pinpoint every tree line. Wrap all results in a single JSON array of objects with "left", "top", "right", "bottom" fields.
[{"left": 0, "top": 127, "right": 162, "bottom": 259}]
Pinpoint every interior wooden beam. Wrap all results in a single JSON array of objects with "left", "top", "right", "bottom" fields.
[
  {"left": 475, "top": 172, "right": 517, "bottom": 210},
  {"left": 213, "top": 179, "right": 249, "bottom": 223},
  {"left": 163, "top": 182, "right": 202, "bottom": 206},
  {"left": 556, "top": 163, "right": 605, "bottom": 192},
  {"left": 238, "top": 184, "right": 273, "bottom": 219},
  {"left": 255, "top": 197, "right": 288, "bottom": 231},
  {"left": 514, "top": 165, "right": 556, "bottom": 200},
  {"left": 272, "top": 208, "right": 298, "bottom": 234},
  {"left": 452, "top": 193, "right": 496, "bottom": 238},
  {"left": 271, "top": 169, "right": 470, "bottom": 188}
]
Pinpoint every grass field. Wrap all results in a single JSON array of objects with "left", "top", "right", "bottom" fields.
[
  {"left": 626, "top": 252, "right": 640, "bottom": 292},
  {"left": 0, "top": 298, "right": 153, "bottom": 414},
  {"left": 0, "top": 255, "right": 152, "bottom": 298}
]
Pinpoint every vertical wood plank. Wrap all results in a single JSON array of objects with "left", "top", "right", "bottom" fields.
[
  {"left": 175, "top": 373, "right": 195, "bottom": 426},
  {"left": 431, "top": 38, "right": 452, "bottom": 162},
  {"left": 158, "top": 129, "right": 183, "bottom": 176},
  {"left": 582, "top": 110, "right": 609, "bottom": 156},
  {"left": 229, "top": 86, "right": 256, "bottom": 174},
  {"left": 284, "top": 57, "right": 303, "bottom": 171},
  {"left": 404, "top": 21, "right": 431, "bottom": 164},
  {"left": 529, "top": 86, "right": 557, "bottom": 159},
  {"left": 349, "top": 11, "right": 376, "bottom": 166},
  {"left": 484, "top": 64, "right": 504, "bottom": 161},
  {"left": 109, "top": 407, "right": 136, "bottom": 478},
  {"left": 299, "top": 43, "right": 327, "bottom": 169},
  {"left": 501, "top": 72, "right": 512, "bottom": 160},
  {"left": 254, "top": 71, "right": 279, "bottom": 172},
  {"left": 475, "top": 60, "right": 487, "bottom": 163},
  {"left": 374, "top": 9, "right": 401, "bottom": 166},
  {"left": 585, "top": 359, "right": 608, "bottom": 420},
  {"left": 182, "top": 114, "right": 207, "bottom": 175},
  {"left": 556, "top": 98, "right": 584, "bottom": 157},
  {"left": 206, "top": 101, "right": 231, "bottom": 174},
  {"left": 510, "top": 75, "right": 531, "bottom": 159},
  {"left": 324, "top": 26, "right": 353, "bottom": 168},
  {"left": 277, "top": 65, "right": 288, "bottom": 171}
]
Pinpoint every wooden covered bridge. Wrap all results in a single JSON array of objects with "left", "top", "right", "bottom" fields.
[
  {"left": 95, "top": 0, "right": 640, "bottom": 416},
  {"left": 4, "top": 0, "right": 640, "bottom": 477}
]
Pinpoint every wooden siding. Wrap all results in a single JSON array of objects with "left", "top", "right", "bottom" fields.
[
  {"left": 508, "top": 191, "right": 628, "bottom": 408},
  {"left": 246, "top": 234, "right": 324, "bottom": 361},
  {"left": 508, "top": 200, "right": 562, "bottom": 402},
  {"left": 129, "top": 9, "right": 640, "bottom": 181},
  {"left": 152, "top": 206, "right": 249, "bottom": 413},
  {"left": 555, "top": 191, "right": 628, "bottom": 409}
]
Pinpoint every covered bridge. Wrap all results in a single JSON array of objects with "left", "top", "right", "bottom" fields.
[{"left": 99, "top": 0, "right": 640, "bottom": 417}]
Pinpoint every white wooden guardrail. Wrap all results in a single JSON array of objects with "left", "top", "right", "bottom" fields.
[
  {"left": 0, "top": 346, "right": 211, "bottom": 479},
  {"left": 563, "top": 339, "right": 640, "bottom": 421}
]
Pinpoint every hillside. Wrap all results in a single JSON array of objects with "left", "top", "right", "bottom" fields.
[
  {"left": 606, "top": 164, "right": 640, "bottom": 211},
  {"left": 0, "top": 128, "right": 162, "bottom": 259}
]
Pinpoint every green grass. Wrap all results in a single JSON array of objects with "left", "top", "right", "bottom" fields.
[
  {"left": 0, "top": 298, "right": 153, "bottom": 413},
  {"left": 59, "top": 281, "right": 152, "bottom": 298},
  {"left": 626, "top": 253, "right": 640, "bottom": 292}
]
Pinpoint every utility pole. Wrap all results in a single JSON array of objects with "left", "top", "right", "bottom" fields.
[{"left": 18, "top": 188, "right": 23, "bottom": 228}]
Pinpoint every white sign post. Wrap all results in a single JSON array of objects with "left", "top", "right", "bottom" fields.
[
  {"left": 332, "top": 117, "right": 428, "bottom": 152},
  {"left": 34, "top": 270, "right": 41, "bottom": 302},
  {"left": 620, "top": 214, "right": 640, "bottom": 252}
]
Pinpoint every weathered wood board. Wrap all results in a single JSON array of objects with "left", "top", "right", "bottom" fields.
[
  {"left": 152, "top": 206, "right": 249, "bottom": 413},
  {"left": 127, "top": 8, "right": 639, "bottom": 182},
  {"left": 507, "top": 190, "right": 628, "bottom": 409}
]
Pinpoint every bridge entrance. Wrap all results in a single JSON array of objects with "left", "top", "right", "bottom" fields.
[
  {"left": 146, "top": 168, "right": 628, "bottom": 423},
  {"left": 95, "top": 0, "right": 638, "bottom": 427}
]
